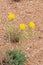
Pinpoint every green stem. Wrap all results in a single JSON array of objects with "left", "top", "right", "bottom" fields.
[{"left": 9, "top": 34, "right": 10, "bottom": 43}]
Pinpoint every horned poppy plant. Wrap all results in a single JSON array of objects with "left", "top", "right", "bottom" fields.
[
  {"left": 29, "top": 22, "right": 35, "bottom": 29},
  {"left": 20, "top": 24, "right": 26, "bottom": 30},
  {"left": 8, "top": 13, "right": 15, "bottom": 20}
]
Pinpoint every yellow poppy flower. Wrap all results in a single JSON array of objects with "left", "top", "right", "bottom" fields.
[
  {"left": 20, "top": 24, "right": 26, "bottom": 30},
  {"left": 29, "top": 22, "right": 35, "bottom": 29},
  {"left": 8, "top": 13, "right": 15, "bottom": 20}
]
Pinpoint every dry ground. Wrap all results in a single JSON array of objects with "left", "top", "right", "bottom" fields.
[{"left": 0, "top": 0, "right": 43, "bottom": 65}]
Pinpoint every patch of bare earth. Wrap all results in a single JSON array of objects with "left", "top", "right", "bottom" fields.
[{"left": 0, "top": 0, "right": 43, "bottom": 65}]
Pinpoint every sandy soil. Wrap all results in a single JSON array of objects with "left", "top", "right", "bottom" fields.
[{"left": 0, "top": 0, "right": 43, "bottom": 65}]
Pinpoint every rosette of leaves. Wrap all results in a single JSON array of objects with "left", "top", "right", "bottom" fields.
[{"left": 7, "top": 50, "right": 26, "bottom": 65}]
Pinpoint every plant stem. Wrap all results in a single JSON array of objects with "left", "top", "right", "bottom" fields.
[{"left": 9, "top": 34, "right": 10, "bottom": 43}]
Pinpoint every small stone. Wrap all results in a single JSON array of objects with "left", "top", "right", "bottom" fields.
[{"left": 26, "top": 47, "right": 30, "bottom": 51}]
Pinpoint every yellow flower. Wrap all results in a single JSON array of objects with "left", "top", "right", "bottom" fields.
[
  {"left": 20, "top": 24, "right": 26, "bottom": 30},
  {"left": 8, "top": 13, "right": 15, "bottom": 20},
  {"left": 29, "top": 22, "right": 35, "bottom": 28}
]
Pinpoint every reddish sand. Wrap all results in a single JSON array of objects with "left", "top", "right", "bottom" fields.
[{"left": 0, "top": 0, "right": 43, "bottom": 65}]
